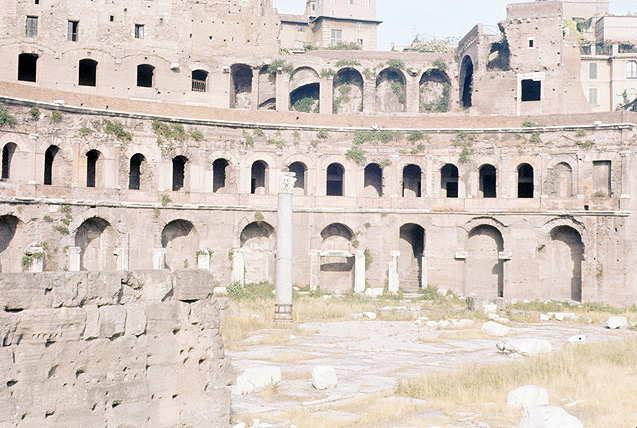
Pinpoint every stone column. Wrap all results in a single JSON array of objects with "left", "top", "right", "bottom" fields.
[
  {"left": 388, "top": 250, "right": 400, "bottom": 293},
  {"left": 309, "top": 250, "right": 321, "bottom": 290},
  {"left": 114, "top": 248, "right": 129, "bottom": 271},
  {"left": 275, "top": 172, "right": 295, "bottom": 322},
  {"left": 112, "top": 142, "right": 122, "bottom": 190},
  {"left": 354, "top": 250, "right": 366, "bottom": 293},
  {"left": 276, "top": 69, "right": 290, "bottom": 112},
  {"left": 250, "top": 68, "right": 259, "bottom": 111},
  {"left": 319, "top": 77, "right": 333, "bottom": 115},
  {"left": 197, "top": 250, "right": 210, "bottom": 271},
  {"left": 68, "top": 247, "right": 81, "bottom": 272},
  {"left": 620, "top": 151, "right": 631, "bottom": 210},
  {"left": 152, "top": 248, "right": 166, "bottom": 270},
  {"left": 232, "top": 249, "right": 245, "bottom": 284},
  {"left": 405, "top": 72, "right": 419, "bottom": 114},
  {"left": 363, "top": 81, "right": 376, "bottom": 114}
]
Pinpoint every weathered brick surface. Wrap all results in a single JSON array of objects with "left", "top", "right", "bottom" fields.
[{"left": 0, "top": 271, "right": 233, "bottom": 428}]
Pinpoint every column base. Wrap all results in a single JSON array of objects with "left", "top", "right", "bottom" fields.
[{"left": 274, "top": 304, "right": 293, "bottom": 323}]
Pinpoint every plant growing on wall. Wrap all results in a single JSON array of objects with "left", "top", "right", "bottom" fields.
[
  {"left": 0, "top": 104, "right": 17, "bottom": 127},
  {"left": 50, "top": 110, "right": 63, "bottom": 123},
  {"left": 386, "top": 59, "right": 405, "bottom": 71},
  {"left": 21, "top": 251, "right": 43, "bottom": 272},
  {"left": 452, "top": 131, "right": 474, "bottom": 164},
  {"left": 30, "top": 106, "right": 40, "bottom": 120},
  {"left": 267, "top": 60, "right": 293, "bottom": 74},
  {"left": 316, "top": 129, "right": 329, "bottom": 139},
  {"left": 334, "top": 60, "right": 361, "bottom": 68},
  {"left": 346, "top": 144, "right": 366, "bottom": 166},
  {"left": 103, "top": 119, "right": 132, "bottom": 141},
  {"left": 320, "top": 68, "right": 335, "bottom": 78}
]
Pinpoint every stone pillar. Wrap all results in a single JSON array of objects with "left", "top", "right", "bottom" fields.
[
  {"left": 421, "top": 255, "right": 428, "bottom": 289},
  {"left": 354, "top": 250, "right": 366, "bottom": 293},
  {"left": 68, "top": 247, "right": 81, "bottom": 272},
  {"left": 232, "top": 249, "right": 245, "bottom": 284},
  {"left": 363, "top": 81, "right": 375, "bottom": 114},
  {"left": 319, "top": 77, "right": 333, "bottom": 115},
  {"left": 275, "top": 172, "right": 295, "bottom": 322},
  {"left": 309, "top": 250, "right": 321, "bottom": 291},
  {"left": 114, "top": 248, "right": 129, "bottom": 271},
  {"left": 25, "top": 246, "right": 44, "bottom": 272},
  {"left": 72, "top": 139, "right": 80, "bottom": 187},
  {"left": 388, "top": 250, "right": 400, "bottom": 293},
  {"left": 112, "top": 142, "right": 122, "bottom": 190},
  {"left": 620, "top": 151, "right": 631, "bottom": 210},
  {"left": 197, "top": 250, "right": 210, "bottom": 271},
  {"left": 152, "top": 248, "right": 166, "bottom": 270},
  {"left": 276, "top": 70, "right": 290, "bottom": 112},
  {"left": 250, "top": 68, "right": 259, "bottom": 111},
  {"left": 405, "top": 73, "right": 419, "bottom": 114}
]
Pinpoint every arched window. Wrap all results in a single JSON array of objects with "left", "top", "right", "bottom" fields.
[
  {"left": 627, "top": 61, "right": 637, "bottom": 79},
  {"left": 288, "top": 162, "right": 307, "bottom": 195},
  {"left": 44, "top": 145, "right": 59, "bottom": 185},
  {"left": 137, "top": 64, "right": 154, "bottom": 88},
  {"left": 86, "top": 149, "right": 101, "bottom": 188},
  {"left": 213, "top": 158, "right": 229, "bottom": 192},
  {"left": 1, "top": 143, "right": 17, "bottom": 181},
  {"left": 192, "top": 69, "right": 208, "bottom": 92},
  {"left": 172, "top": 156, "right": 188, "bottom": 191},
  {"left": 479, "top": 164, "right": 497, "bottom": 198},
  {"left": 78, "top": 59, "right": 97, "bottom": 86},
  {"left": 517, "top": 163, "right": 534, "bottom": 198},
  {"left": 402, "top": 164, "right": 422, "bottom": 197},
  {"left": 441, "top": 164, "right": 459, "bottom": 198},
  {"left": 129, "top": 153, "right": 145, "bottom": 190},
  {"left": 326, "top": 163, "right": 344, "bottom": 196},
  {"left": 364, "top": 163, "right": 383, "bottom": 197},
  {"left": 251, "top": 160, "right": 268, "bottom": 194}
]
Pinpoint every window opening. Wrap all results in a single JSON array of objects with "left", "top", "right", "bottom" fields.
[
  {"left": 213, "top": 158, "right": 228, "bottom": 192},
  {"left": 134, "top": 24, "right": 144, "bottom": 39},
  {"left": 129, "top": 154, "right": 144, "bottom": 190},
  {"left": 1, "top": 144, "right": 16, "bottom": 181},
  {"left": 192, "top": 69, "right": 208, "bottom": 92},
  {"left": 172, "top": 156, "right": 187, "bottom": 191},
  {"left": 137, "top": 64, "right": 154, "bottom": 87},
  {"left": 479, "top": 164, "right": 497, "bottom": 198},
  {"left": 86, "top": 150, "right": 100, "bottom": 188},
  {"left": 441, "top": 164, "right": 459, "bottom": 198},
  {"left": 326, "top": 163, "right": 344, "bottom": 196},
  {"left": 521, "top": 79, "right": 541, "bottom": 102},
  {"left": 517, "top": 163, "right": 534, "bottom": 198},
  {"left": 26, "top": 16, "right": 37, "bottom": 37},
  {"left": 68, "top": 20, "right": 79, "bottom": 41},
  {"left": 18, "top": 53, "right": 38, "bottom": 82},
  {"left": 78, "top": 59, "right": 97, "bottom": 86},
  {"left": 44, "top": 146, "right": 58, "bottom": 185}
]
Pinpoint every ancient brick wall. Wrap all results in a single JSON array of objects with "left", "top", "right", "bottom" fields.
[{"left": 0, "top": 270, "right": 233, "bottom": 428}]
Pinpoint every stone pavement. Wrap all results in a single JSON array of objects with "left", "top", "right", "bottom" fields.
[{"left": 228, "top": 318, "right": 629, "bottom": 427}]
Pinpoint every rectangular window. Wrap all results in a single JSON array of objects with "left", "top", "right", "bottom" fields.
[
  {"left": 589, "top": 87, "right": 598, "bottom": 105},
  {"left": 521, "top": 79, "right": 541, "bottom": 102},
  {"left": 297, "top": 24, "right": 305, "bottom": 32},
  {"left": 589, "top": 62, "right": 598, "bottom": 79},
  {"left": 593, "top": 160, "right": 611, "bottom": 196},
  {"left": 357, "top": 22, "right": 363, "bottom": 30},
  {"left": 134, "top": 24, "right": 144, "bottom": 39},
  {"left": 26, "top": 16, "right": 38, "bottom": 38},
  {"left": 330, "top": 29, "right": 342, "bottom": 46},
  {"left": 528, "top": 38, "right": 535, "bottom": 48},
  {"left": 357, "top": 38, "right": 363, "bottom": 47},
  {"left": 67, "top": 20, "right": 79, "bottom": 42}
]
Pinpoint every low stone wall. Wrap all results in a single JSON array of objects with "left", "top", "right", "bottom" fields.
[{"left": 0, "top": 270, "right": 233, "bottom": 428}]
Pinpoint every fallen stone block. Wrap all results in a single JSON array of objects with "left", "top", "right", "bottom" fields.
[
  {"left": 519, "top": 406, "right": 583, "bottom": 428},
  {"left": 364, "top": 288, "right": 384, "bottom": 297},
  {"left": 363, "top": 312, "right": 377, "bottom": 320},
  {"left": 452, "top": 319, "right": 475, "bottom": 329},
  {"left": 481, "top": 321, "right": 510, "bottom": 337},
  {"left": 539, "top": 314, "right": 551, "bottom": 321},
  {"left": 606, "top": 316, "right": 628, "bottom": 329},
  {"left": 312, "top": 365, "right": 337, "bottom": 390},
  {"left": 232, "top": 366, "right": 281, "bottom": 395},
  {"left": 497, "top": 338, "right": 552, "bottom": 357},
  {"left": 173, "top": 270, "right": 215, "bottom": 301},
  {"left": 507, "top": 385, "right": 549, "bottom": 409},
  {"left": 437, "top": 319, "right": 451, "bottom": 329}
]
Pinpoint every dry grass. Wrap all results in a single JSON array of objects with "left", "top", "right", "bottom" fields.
[
  {"left": 265, "top": 351, "right": 320, "bottom": 363},
  {"left": 396, "top": 337, "right": 637, "bottom": 428}
]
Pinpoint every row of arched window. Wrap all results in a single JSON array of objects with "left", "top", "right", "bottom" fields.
[
  {"left": 2, "top": 142, "right": 586, "bottom": 199},
  {"left": 16, "top": 53, "right": 450, "bottom": 113}
]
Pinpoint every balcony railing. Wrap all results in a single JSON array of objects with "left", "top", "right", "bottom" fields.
[{"left": 192, "top": 79, "right": 207, "bottom": 92}]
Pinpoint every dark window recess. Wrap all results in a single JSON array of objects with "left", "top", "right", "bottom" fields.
[
  {"left": 134, "top": 24, "right": 144, "bottom": 39},
  {"left": 44, "top": 146, "right": 58, "bottom": 185},
  {"left": 137, "top": 64, "right": 154, "bottom": 87},
  {"left": 172, "top": 156, "right": 187, "bottom": 191},
  {"left": 78, "top": 59, "right": 97, "bottom": 86},
  {"left": 192, "top": 69, "right": 208, "bottom": 92},
  {"left": 18, "top": 53, "right": 38, "bottom": 82},
  {"left": 479, "top": 165, "right": 497, "bottom": 198},
  {"left": 68, "top": 20, "right": 79, "bottom": 41},
  {"left": 26, "top": 16, "right": 37, "bottom": 37},
  {"left": 521, "top": 79, "right": 541, "bottom": 102},
  {"left": 441, "top": 164, "right": 459, "bottom": 198},
  {"left": 213, "top": 158, "right": 228, "bottom": 192},
  {"left": 129, "top": 154, "right": 144, "bottom": 190},
  {"left": 517, "top": 163, "right": 534, "bottom": 198},
  {"left": 326, "top": 163, "right": 344, "bottom": 196},
  {"left": 86, "top": 150, "right": 100, "bottom": 188},
  {"left": 250, "top": 161, "right": 267, "bottom": 194},
  {"left": 1, "top": 144, "right": 16, "bottom": 181}
]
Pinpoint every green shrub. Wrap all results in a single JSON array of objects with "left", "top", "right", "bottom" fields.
[
  {"left": 103, "top": 119, "right": 132, "bottom": 141},
  {"left": 30, "top": 106, "right": 40, "bottom": 120},
  {"left": 50, "top": 110, "right": 63, "bottom": 123},
  {"left": 0, "top": 104, "right": 17, "bottom": 127}
]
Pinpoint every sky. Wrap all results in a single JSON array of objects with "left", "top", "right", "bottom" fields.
[{"left": 273, "top": 0, "right": 637, "bottom": 50}]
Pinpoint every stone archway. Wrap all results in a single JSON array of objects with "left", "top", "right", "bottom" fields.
[
  {"left": 75, "top": 217, "right": 117, "bottom": 271},
  {"left": 466, "top": 225, "right": 504, "bottom": 298},
  {"left": 161, "top": 219, "right": 199, "bottom": 270},
  {"left": 320, "top": 223, "right": 354, "bottom": 293},
  {"left": 398, "top": 224, "right": 425, "bottom": 291},
  {"left": 546, "top": 226, "right": 583, "bottom": 301},
  {"left": 240, "top": 221, "right": 275, "bottom": 284},
  {"left": 0, "top": 215, "right": 25, "bottom": 273}
]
